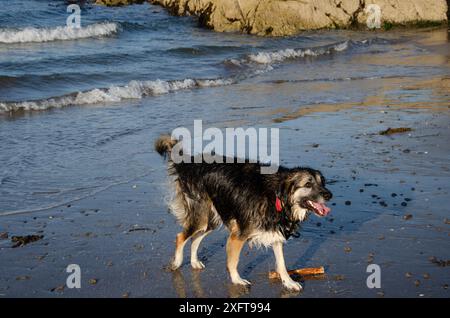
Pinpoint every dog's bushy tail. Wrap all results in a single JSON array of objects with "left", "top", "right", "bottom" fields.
[{"left": 155, "top": 134, "right": 178, "bottom": 158}]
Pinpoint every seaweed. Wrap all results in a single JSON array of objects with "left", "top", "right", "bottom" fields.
[{"left": 11, "top": 235, "right": 44, "bottom": 248}]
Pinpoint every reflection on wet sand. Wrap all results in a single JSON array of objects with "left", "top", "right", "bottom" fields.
[
  {"left": 271, "top": 76, "right": 450, "bottom": 123},
  {"left": 171, "top": 268, "right": 253, "bottom": 298},
  {"left": 171, "top": 270, "right": 187, "bottom": 298},
  {"left": 228, "top": 284, "right": 251, "bottom": 298},
  {"left": 171, "top": 269, "right": 208, "bottom": 298}
]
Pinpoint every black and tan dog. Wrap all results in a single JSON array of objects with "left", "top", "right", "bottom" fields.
[{"left": 155, "top": 135, "right": 332, "bottom": 291}]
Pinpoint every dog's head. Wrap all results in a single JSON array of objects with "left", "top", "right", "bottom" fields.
[{"left": 282, "top": 168, "right": 333, "bottom": 222}]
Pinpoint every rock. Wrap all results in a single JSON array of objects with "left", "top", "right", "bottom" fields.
[
  {"left": 0, "top": 232, "right": 8, "bottom": 239},
  {"left": 95, "top": 0, "right": 144, "bottom": 6},
  {"left": 148, "top": 0, "right": 448, "bottom": 36}
]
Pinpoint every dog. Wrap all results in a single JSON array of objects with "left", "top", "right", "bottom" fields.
[{"left": 155, "top": 135, "right": 332, "bottom": 291}]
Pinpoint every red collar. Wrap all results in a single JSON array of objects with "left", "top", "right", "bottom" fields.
[{"left": 275, "top": 197, "right": 283, "bottom": 213}]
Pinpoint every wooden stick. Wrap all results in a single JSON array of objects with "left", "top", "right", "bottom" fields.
[{"left": 268, "top": 266, "right": 325, "bottom": 279}]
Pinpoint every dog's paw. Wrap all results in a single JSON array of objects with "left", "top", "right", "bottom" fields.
[
  {"left": 282, "top": 279, "right": 302, "bottom": 292},
  {"left": 191, "top": 260, "right": 205, "bottom": 270},
  {"left": 170, "top": 258, "right": 183, "bottom": 271},
  {"left": 231, "top": 277, "right": 252, "bottom": 286}
]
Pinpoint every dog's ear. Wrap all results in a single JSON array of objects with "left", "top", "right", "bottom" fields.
[{"left": 314, "top": 171, "right": 325, "bottom": 186}]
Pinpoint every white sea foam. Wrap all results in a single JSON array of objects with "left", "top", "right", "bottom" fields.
[
  {"left": 247, "top": 41, "right": 350, "bottom": 64},
  {"left": 0, "top": 78, "right": 233, "bottom": 113},
  {"left": 0, "top": 23, "right": 119, "bottom": 44}
]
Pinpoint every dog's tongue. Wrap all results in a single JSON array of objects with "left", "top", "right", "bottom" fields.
[{"left": 308, "top": 200, "right": 331, "bottom": 216}]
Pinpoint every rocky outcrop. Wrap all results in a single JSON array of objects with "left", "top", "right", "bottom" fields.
[{"left": 148, "top": 0, "right": 448, "bottom": 36}]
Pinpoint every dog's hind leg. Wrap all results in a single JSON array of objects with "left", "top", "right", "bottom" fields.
[
  {"left": 226, "top": 231, "right": 250, "bottom": 286},
  {"left": 272, "top": 241, "right": 302, "bottom": 291},
  {"left": 171, "top": 231, "right": 190, "bottom": 270},
  {"left": 171, "top": 227, "right": 202, "bottom": 270},
  {"left": 190, "top": 230, "right": 211, "bottom": 269}
]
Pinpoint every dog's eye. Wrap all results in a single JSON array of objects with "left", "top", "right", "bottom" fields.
[{"left": 304, "top": 182, "right": 312, "bottom": 188}]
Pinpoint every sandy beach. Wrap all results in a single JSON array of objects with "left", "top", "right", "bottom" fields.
[{"left": 0, "top": 1, "right": 449, "bottom": 298}]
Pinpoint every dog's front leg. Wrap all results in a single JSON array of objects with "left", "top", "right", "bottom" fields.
[
  {"left": 226, "top": 233, "right": 251, "bottom": 286},
  {"left": 272, "top": 241, "right": 302, "bottom": 291}
]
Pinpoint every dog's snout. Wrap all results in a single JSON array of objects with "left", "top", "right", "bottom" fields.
[{"left": 321, "top": 189, "right": 332, "bottom": 201}]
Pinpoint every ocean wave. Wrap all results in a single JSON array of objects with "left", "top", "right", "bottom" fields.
[
  {"left": 238, "top": 38, "right": 394, "bottom": 65},
  {"left": 243, "top": 40, "right": 350, "bottom": 65},
  {"left": 0, "top": 78, "right": 233, "bottom": 113},
  {"left": 0, "top": 22, "right": 119, "bottom": 44}
]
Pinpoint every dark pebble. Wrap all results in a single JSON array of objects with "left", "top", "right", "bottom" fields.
[
  {"left": 401, "top": 202, "right": 407, "bottom": 207},
  {"left": 391, "top": 193, "right": 397, "bottom": 197},
  {"left": 345, "top": 201, "right": 351, "bottom": 206}
]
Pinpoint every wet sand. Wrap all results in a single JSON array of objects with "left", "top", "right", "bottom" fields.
[{"left": 1, "top": 103, "right": 449, "bottom": 297}]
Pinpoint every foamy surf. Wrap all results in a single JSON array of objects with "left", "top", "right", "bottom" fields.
[
  {"left": 0, "top": 23, "right": 119, "bottom": 44},
  {"left": 0, "top": 78, "right": 233, "bottom": 112},
  {"left": 246, "top": 41, "right": 350, "bottom": 64}
]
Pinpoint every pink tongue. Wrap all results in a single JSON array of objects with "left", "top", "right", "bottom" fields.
[{"left": 309, "top": 201, "right": 331, "bottom": 216}]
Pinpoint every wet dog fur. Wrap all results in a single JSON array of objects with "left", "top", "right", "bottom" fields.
[{"left": 155, "top": 135, "right": 332, "bottom": 291}]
